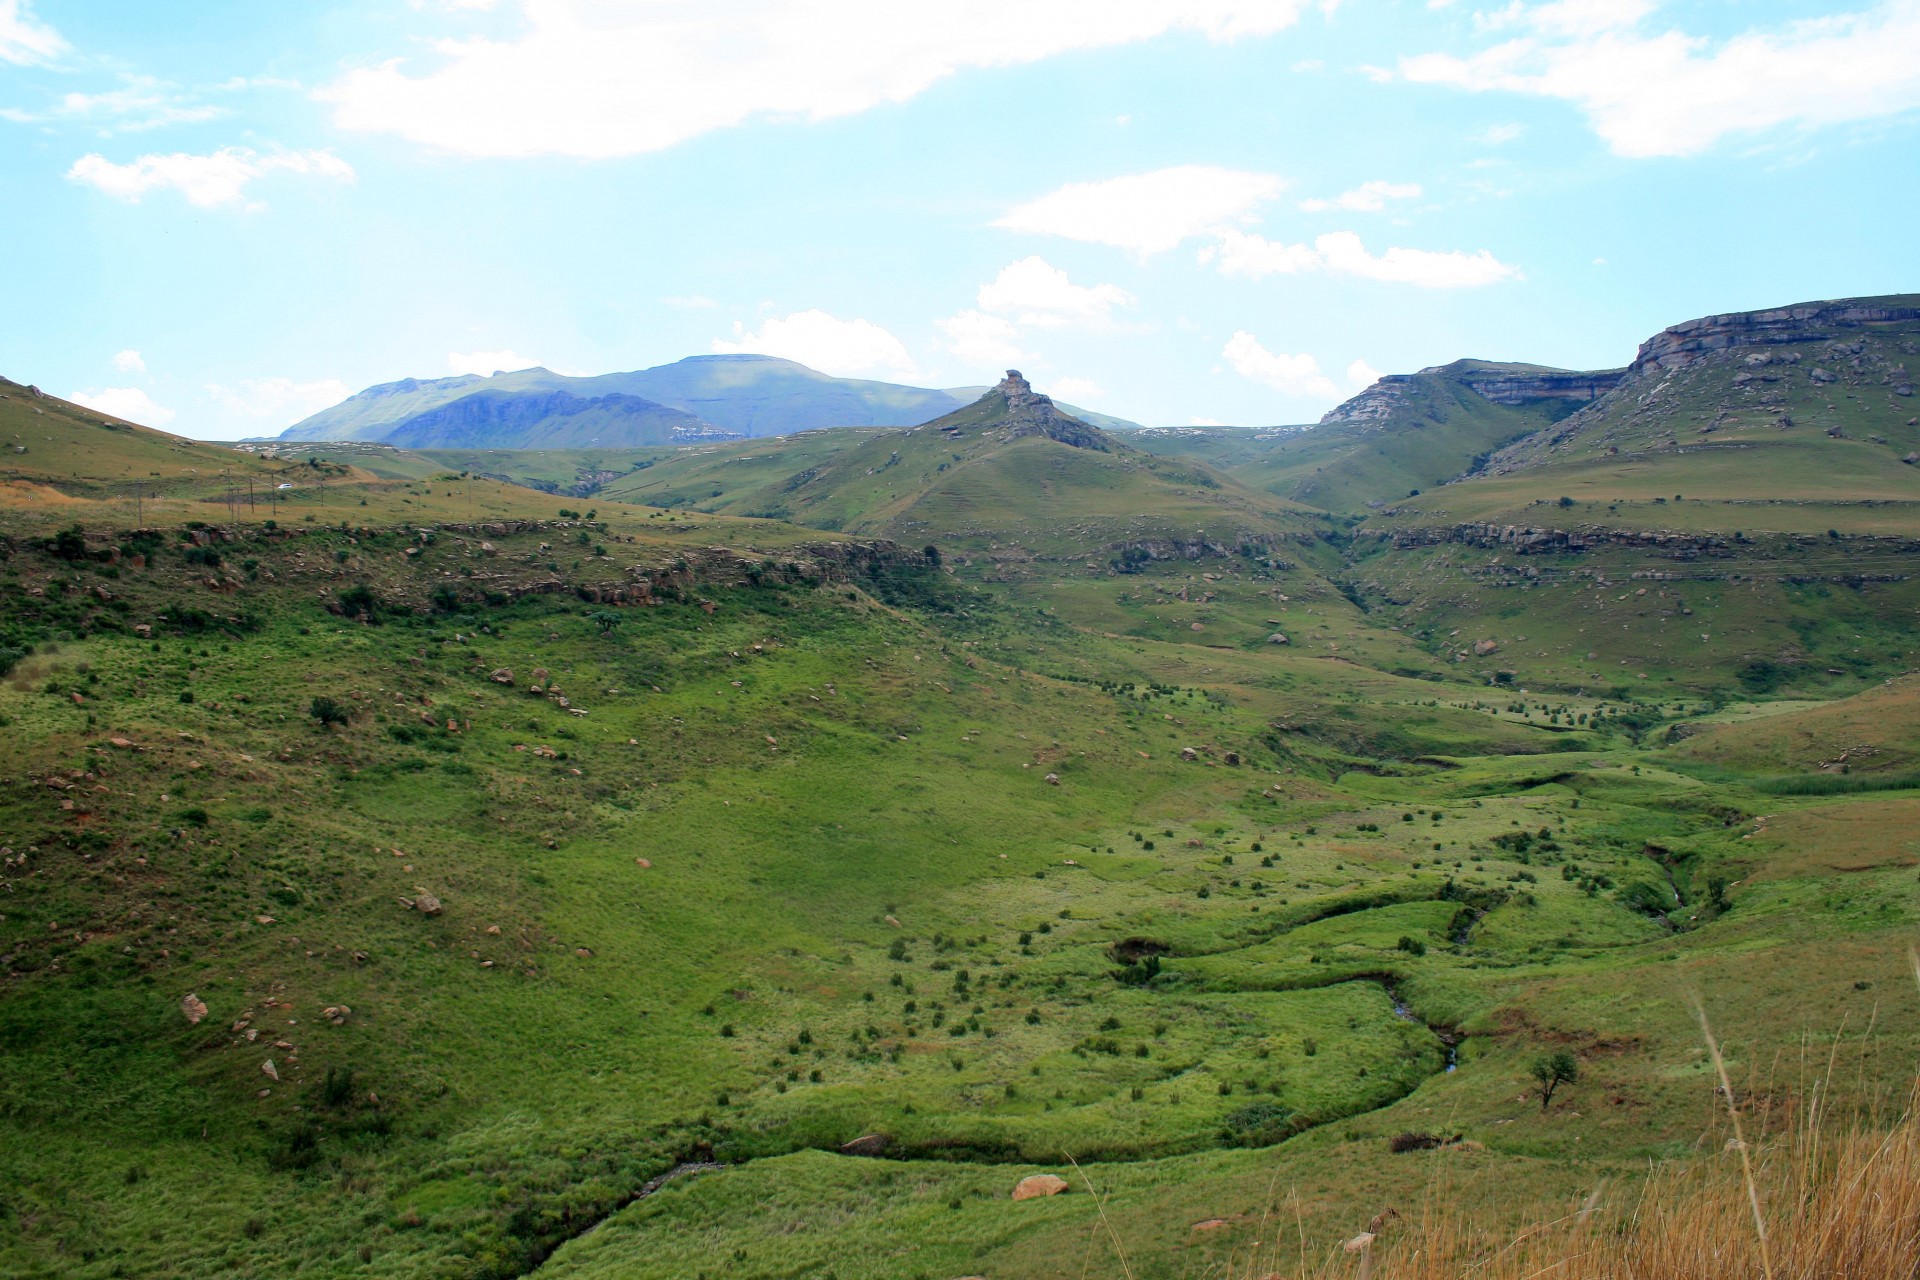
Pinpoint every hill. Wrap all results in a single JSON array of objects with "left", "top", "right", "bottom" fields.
[
  {"left": 598, "top": 370, "right": 1332, "bottom": 571},
  {"left": 1129, "top": 359, "right": 1618, "bottom": 516}
]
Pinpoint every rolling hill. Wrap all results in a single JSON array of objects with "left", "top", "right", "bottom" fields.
[
  {"left": 597, "top": 370, "right": 1333, "bottom": 570},
  {"left": 1129, "top": 359, "right": 1620, "bottom": 516}
]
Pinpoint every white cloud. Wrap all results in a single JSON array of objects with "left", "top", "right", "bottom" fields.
[
  {"left": 975, "top": 256, "right": 1133, "bottom": 327},
  {"left": 1346, "top": 358, "right": 1383, "bottom": 388},
  {"left": 0, "top": 76, "right": 224, "bottom": 132},
  {"left": 205, "top": 376, "right": 353, "bottom": 425},
  {"left": 713, "top": 309, "right": 919, "bottom": 380},
  {"left": 321, "top": 1, "right": 1310, "bottom": 159},
  {"left": 448, "top": 349, "right": 539, "bottom": 376},
  {"left": 1205, "top": 229, "right": 1521, "bottom": 287},
  {"left": 938, "top": 309, "right": 1028, "bottom": 367},
  {"left": 0, "top": 0, "right": 65, "bottom": 66},
  {"left": 112, "top": 349, "right": 146, "bottom": 374},
  {"left": 1051, "top": 376, "right": 1105, "bottom": 401},
  {"left": 1222, "top": 332, "right": 1338, "bottom": 398},
  {"left": 1299, "top": 179, "right": 1421, "bottom": 212},
  {"left": 994, "top": 166, "right": 1284, "bottom": 254},
  {"left": 66, "top": 147, "right": 355, "bottom": 209},
  {"left": 1189, "top": 416, "right": 1228, "bottom": 426},
  {"left": 70, "top": 386, "right": 174, "bottom": 426},
  {"left": 1401, "top": 0, "right": 1920, "bottom": 157}
]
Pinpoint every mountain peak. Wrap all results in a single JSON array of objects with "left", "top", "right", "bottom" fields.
[{"left": 969, "top": 369, "right": 1114, "bottom": 451}]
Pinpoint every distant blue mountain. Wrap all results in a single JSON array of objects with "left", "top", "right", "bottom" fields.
[{"left": 278, "top": 354, "right": 1138, "bottom": 445}]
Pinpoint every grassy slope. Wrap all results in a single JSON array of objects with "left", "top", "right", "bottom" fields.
[
  {"left": 598, "top": 402, "right": 1333, "bottom": 569},
  {"left": 1128, "top": 365, "right": 1581, "bottom": 516},
  {"left": 3, "top": 379, "right": 1920, "bottom": 1279}
]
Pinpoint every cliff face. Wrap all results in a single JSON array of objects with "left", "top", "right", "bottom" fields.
[
  {"left": 1321, "top": 361, "right": 1624, "bottom": 426},
  {"left": 1633, "top": 297, "right": 1920, "bottom": 372}
]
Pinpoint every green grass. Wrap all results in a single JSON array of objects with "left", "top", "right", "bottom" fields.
[{"left": 5, "top": 382, "right": 1920, "bottom": 1278}]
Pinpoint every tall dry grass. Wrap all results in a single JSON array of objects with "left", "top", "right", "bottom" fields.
[{"left": 1276, "top": 1107, "right": 1920, "bottom": 1280}]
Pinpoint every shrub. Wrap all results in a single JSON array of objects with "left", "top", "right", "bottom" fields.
[
  {"left": 309, "top": 695, "right": 351, "bottom": 727},
  {"left": 1220, "top": 1101, "right": 1296, "bottom": 1148}
]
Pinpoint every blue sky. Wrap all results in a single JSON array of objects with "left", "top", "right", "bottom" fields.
[{"left": 3, "top": 0, "right": 1917, "bottom": 438}]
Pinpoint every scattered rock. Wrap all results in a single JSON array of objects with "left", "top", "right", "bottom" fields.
[
  {"left": 1012, "top": 1174, "right": 1069, "bottom": 1201},
  {"left": 635, "top": 857, "right": 651, "bottom": 869},
  {"left": 1192, "top": 1218, "right": 1231, "bottom": 1231},
  {"left": 489, "top": 668, "right": 514, "bottom": 684},
  {"left": 840, "top": 1133, "right": 892, "bottom": 1157},
  {"left": 261, "top": 1059, "right": 279, "bottom": 1081},
  {"left": 1179, "top": 747, "right": 1199, "bottom": 761},
  {"left": 1266, "top": 633, "right": 1289, "bottom": 645},
  {"left": 109, "top": 737, "right": 137, "bottom": 750},
  {"left": 1472, "top": 639, "right": 1499, "bottom": 656},
  {"left": 1043, "top": 772, "right": 1060, "bottom": 785},
  {"left": 403, "top": 889, "right": 443, "bottom": 916},
  {"left": 180, "top": 993, "right": 208, "bottom": 1024}
]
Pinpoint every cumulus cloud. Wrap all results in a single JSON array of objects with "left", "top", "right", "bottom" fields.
[
  {"left": 70, "top": 386, "right": 174, "bottom": 426},
  {"left": 975, "top": 257, "right": 1134, "bottom": 327},
  {"left": 994, "top": 166, "right": 1283, "bottom": 254},
  {"left": 0, "top": 75, "right": 225, "bottom": 132},
  {"left": 1221, "top": 331, "right": 1337, "bottom": 398},
  {"left": 713, "top": 309, "right": 919, "bottom": 380},
  {"left": 0, "top": 0, "right": 65, "bottom": 66},
  {"left": 1400, "top": 0, "right": 1920, "bottom": 157},
  {"left": 66, "top": 147, "right": 354, "bottom": 209},
  {"left": 1051, "top": 376, "right": 1105, "bottom": 401},
  {"left": 1347, "top": 358, "right": 1384, "bottom": 388},
  {"left": 448, "top": 349, "right": 539, "bottom": 376},
  {"left": 1205, "top": 229, "right": 1521, "bottom": 287},
  {"left": 205, "top": 376, "right": 353, "bottom": 426},
  {"left": 111, "top": 349, "right": 146, "bottom": 373},
  {"left": 321, "top": 1, "right": 1310, "bottom": 159},
  {"left": 937, "top": 310, "right": 1027, "bottom": 367},
  {"left": 1299, "top": 180, "right": 1421, "bottom": 212}
]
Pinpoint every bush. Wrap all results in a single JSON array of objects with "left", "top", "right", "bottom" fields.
[
  {"left": 310, "top": 695, "right": 351, "bottom": 727},
  {"left": 1220, "top": 1101, "right": 1297, "bottom": 1148}
]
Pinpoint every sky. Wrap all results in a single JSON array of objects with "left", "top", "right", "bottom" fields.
[{"left": 2, "top": 0, "right": 1917, "bottom": 439}]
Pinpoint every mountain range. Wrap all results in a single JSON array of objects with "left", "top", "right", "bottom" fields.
[{"left": 276, "top": 353, "right": 1141, "bottom": 448}]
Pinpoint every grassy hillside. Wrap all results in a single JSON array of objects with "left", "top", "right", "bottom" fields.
[
  {"left": 601, "top": 383, "right": 1334, "bottom": 575},
  {"left": 1128, "top": 362, "right": 1592, "bottom": 516},
  {"left": 6, "top": 318, "right": 1920, "bottom": 1280}
]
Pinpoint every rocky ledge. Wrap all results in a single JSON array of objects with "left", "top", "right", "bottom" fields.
[{"left": 1634, "top": 295, "right": 1920, "bottom": 373}]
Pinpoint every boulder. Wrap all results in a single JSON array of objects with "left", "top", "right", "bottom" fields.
[
  {"left": 1012, "top": 1174, "right": 1069, "bottom": 1201},
  {"left": 1266, "top": 633, "right": 1288, "bottom": 645},
  {"left": 1472, "top": 639, "right": 1499, "bottom": 656},
  {"left": 405, "top": 889, "right": 443, "bottom": 916},
  {"left": 1179, "top": 747, "right": 1199, "bottom": 761},
  {"left": 261, "top": 1059, "right": 279, "bottom": 1081},
  {"left": 180, "top": 992, "right": 208, "bottom": 1024},
  {"left": 1043, "top": 772, "right": 1060, "bottom": 785},
  {"left": 839, "top": 1133, "right": 892, "bottom": 1157},
  {"left": 489, "top": 668, "right": 514, "bottom": 684}
]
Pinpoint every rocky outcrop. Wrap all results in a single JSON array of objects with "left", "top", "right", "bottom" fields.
[
  {"left": 1321, "top": 361, "right": 1625, "bottom": 426},
  {"left": 1453, "top": 366, "right": 1627, "bottom": 406},
  {"left": 1634, "top": 296, "right": 1920, "bottom": 373},
  {"left": 988, "top": 371, "right": 1114, "bottom": 451}
]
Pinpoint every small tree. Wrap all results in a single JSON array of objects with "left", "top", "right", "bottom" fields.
[
  {"left": 1531, "top": 1050, "right": 1579, "bottom": 1110},
  {"left": 309, "top": 695, "right": 350, "bottom": 727},
  {"left": 589, "top": 610, "right": 621, "bottom": 636}
]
